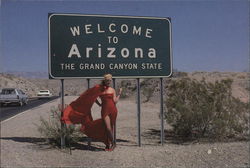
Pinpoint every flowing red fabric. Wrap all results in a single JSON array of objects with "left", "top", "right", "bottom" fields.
[
  {"left": 61, "top": 84, "right": 117, "bottom": 145},
  {"left": 61, "top": 84, "right": 103, "bottom": 124}
]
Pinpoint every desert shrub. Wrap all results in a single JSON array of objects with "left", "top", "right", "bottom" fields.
[
  {"left": 119, "top": 80, "right": 137, "bottom": 98},
  {"left": 141, "top": 79, "right": 155, "bottom": 102},
  {"left": 172, "top": 71, "right": 188, "bottom": 78},
  {"left": 119, "top": 87, "right": 128, "bottom": 98},
  {"left": 119, "top": 80, "right": 130, "bottom": 98},
  {"left": 142, "top": 87, "right": 154, "bottom": 103},
  {"left": 36, "top": 106, "right": 83, "bottom": 147},
  {"left": 165, "top": 77, "right": 249, "bottom": 140},
  {"left": 4, "top": 80, "right": 8, "bottom": 86},
  {"left": 72, "top": 90, "right": 78, "bottom": 96},
  {"left": 237, "top": 74, "right": 246, "bottom": 79}
]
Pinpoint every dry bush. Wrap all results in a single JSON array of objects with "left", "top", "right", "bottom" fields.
[
  {"left": 36, "top": 106, "right": 83, "bottom": 147},
  {"left": 140, "top": 79, "right": 157, "bottom": 102},
  {"left": 119, "top": 80, "right": 136, "bottom": 98},
  {"left": 142, "top": 87, "right": 154, "bottom": 103},
  {"left": 165, "top": 77, "right": 249, "bottom": 140}
]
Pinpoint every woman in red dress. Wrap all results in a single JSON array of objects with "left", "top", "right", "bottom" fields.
[
  {"left": 95, "top": 74, "right": 122, "bottom": 150},
  {"left": 61, "top": 74, "right": 122, "bottom": 151}
]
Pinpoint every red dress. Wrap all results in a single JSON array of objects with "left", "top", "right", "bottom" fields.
[
  {"left": 100, "top": 93, "right": 117, "bottom": 126},
  {"left": 61, "top": 85, "right": 117, "bottom": 146}
]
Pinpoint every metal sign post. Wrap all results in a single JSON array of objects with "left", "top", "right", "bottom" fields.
[
  {"left": 60, "top": 79, "right": 65, "bottom": 148},
  {"left": 86, "top": 78, "right": 92, "bottom": 148},
  {"left": 160, "top": 78, "right": 164, "bottom": 145},
  {"left": 137, "top": 78, "right": 141, "bottom": 147},
  {"left": 87, "top": 78, "right": 90, "bottom": 89},
  {"left": 112, "top": 79, "right": 117, "bottom": 144}
]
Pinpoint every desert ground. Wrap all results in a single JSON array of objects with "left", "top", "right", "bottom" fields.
[
  {"left": 0, "top": 72, "right": 249, "bottom": 167},
  {"left": 1, "top": 96, "right": 249, "bottom": 168}
]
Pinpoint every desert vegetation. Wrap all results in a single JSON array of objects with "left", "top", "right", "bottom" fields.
[
  {"left": 36, "top": 106, "right": 83, "bottom": 147},
  {"left": 165, "top": 77, "right": 249, "bottom": 140},
  {"left": 2, "top": 71, "right": 249, "bottom": 143}
]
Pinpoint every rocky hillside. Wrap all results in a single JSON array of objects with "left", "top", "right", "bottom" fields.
[
  {"left": 0, "top": 73, "right": 40, "bottom": 97},
  {"left": 187, "top": 72, "right": 249, "bottom": 103},
  {"left": 28, "top": 78, "right": 89, "bottom": 96},
  {"left": 112, "top": 72, "right": 248, "bottom": 103},
  {"left": 0, "top": 73, "right": 105, "bottom": 97},
  {"left": 0, "top": 72, "right": 249, "bottom": 103}
]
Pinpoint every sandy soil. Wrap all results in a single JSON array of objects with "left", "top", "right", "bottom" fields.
[{"left": 1, "top": 96, "right": 249, "bottom": 168}]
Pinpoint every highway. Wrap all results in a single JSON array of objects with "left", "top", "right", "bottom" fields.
[{"left": 0, "top": 96, "right": 59, "bottom": 122}]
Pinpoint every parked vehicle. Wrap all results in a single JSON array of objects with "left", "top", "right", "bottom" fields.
[
  {"left": 0, "top": 88, "right": 28, "bottom": 106},
  {"left": 37, "top": 90, "right": 52, "bottom": 99}
]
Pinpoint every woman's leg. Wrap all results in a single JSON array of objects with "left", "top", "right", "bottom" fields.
[{"left": 103, "top": 115, "right": 114, "bottom": 148}]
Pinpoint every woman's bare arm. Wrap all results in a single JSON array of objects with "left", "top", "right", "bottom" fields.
[{"left": 113, "top": 88, "right": 122, "bottom": 104}]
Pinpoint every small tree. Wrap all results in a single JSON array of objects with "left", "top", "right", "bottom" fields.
[
  {"left": 165, "top": 77, "right": 249, "bottom": 140},
  {"left": 36, "top": 106, "right": 83, "bottom": 147}
]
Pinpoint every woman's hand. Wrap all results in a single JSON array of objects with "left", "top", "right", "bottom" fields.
[
  {"left": 114, "top": 88, "right": 122, "bottom": 104},
  {"left": 118, "top": 88, "right": 123, "bottom": 95}
]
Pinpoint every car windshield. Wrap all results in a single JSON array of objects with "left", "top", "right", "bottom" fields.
[
  {"left": 39, "top": 90, "right": 49, "bottom": 93},
  {"left": 1, "top": 89, "right": 15, "bottom": 95}
]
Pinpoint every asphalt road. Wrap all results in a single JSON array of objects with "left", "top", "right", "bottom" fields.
[{"left": 0, "top": 96, "right": 59, "bottom": 122}]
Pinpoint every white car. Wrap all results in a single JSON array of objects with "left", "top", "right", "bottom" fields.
[
  {"left": 37, "top": 90, "right": 52, "bottom": 99},
  {"left": 0, "top": 88, "right": 28, "bottom": 106}
]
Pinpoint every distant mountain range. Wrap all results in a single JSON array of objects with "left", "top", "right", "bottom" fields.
[{"left": 3, "top": 71, "right": 48, "bottom": 79}]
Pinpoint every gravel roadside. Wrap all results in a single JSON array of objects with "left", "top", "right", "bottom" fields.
[{"left": 1, "top": 96, "right": 249, "bottom": 168}]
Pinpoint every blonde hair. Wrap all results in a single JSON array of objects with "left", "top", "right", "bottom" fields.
[
  {"left": 101, "top": 74, "right": 113, "bottom": 87},
  {"left": 103, "top": 74, "right": 112, "bottom": 80}
]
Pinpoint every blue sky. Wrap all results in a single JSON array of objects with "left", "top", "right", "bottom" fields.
[{"left": 1, "top": 0, "right": 249, "bottom": 73}]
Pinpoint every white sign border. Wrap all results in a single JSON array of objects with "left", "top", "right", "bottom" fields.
[{"left": 48, "top": 13, "right": 173, "bottom": 79}]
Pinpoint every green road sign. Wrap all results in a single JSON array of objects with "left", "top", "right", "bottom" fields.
[{"left": 48, "top": 14, "right": 172, "bottom": 79}]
